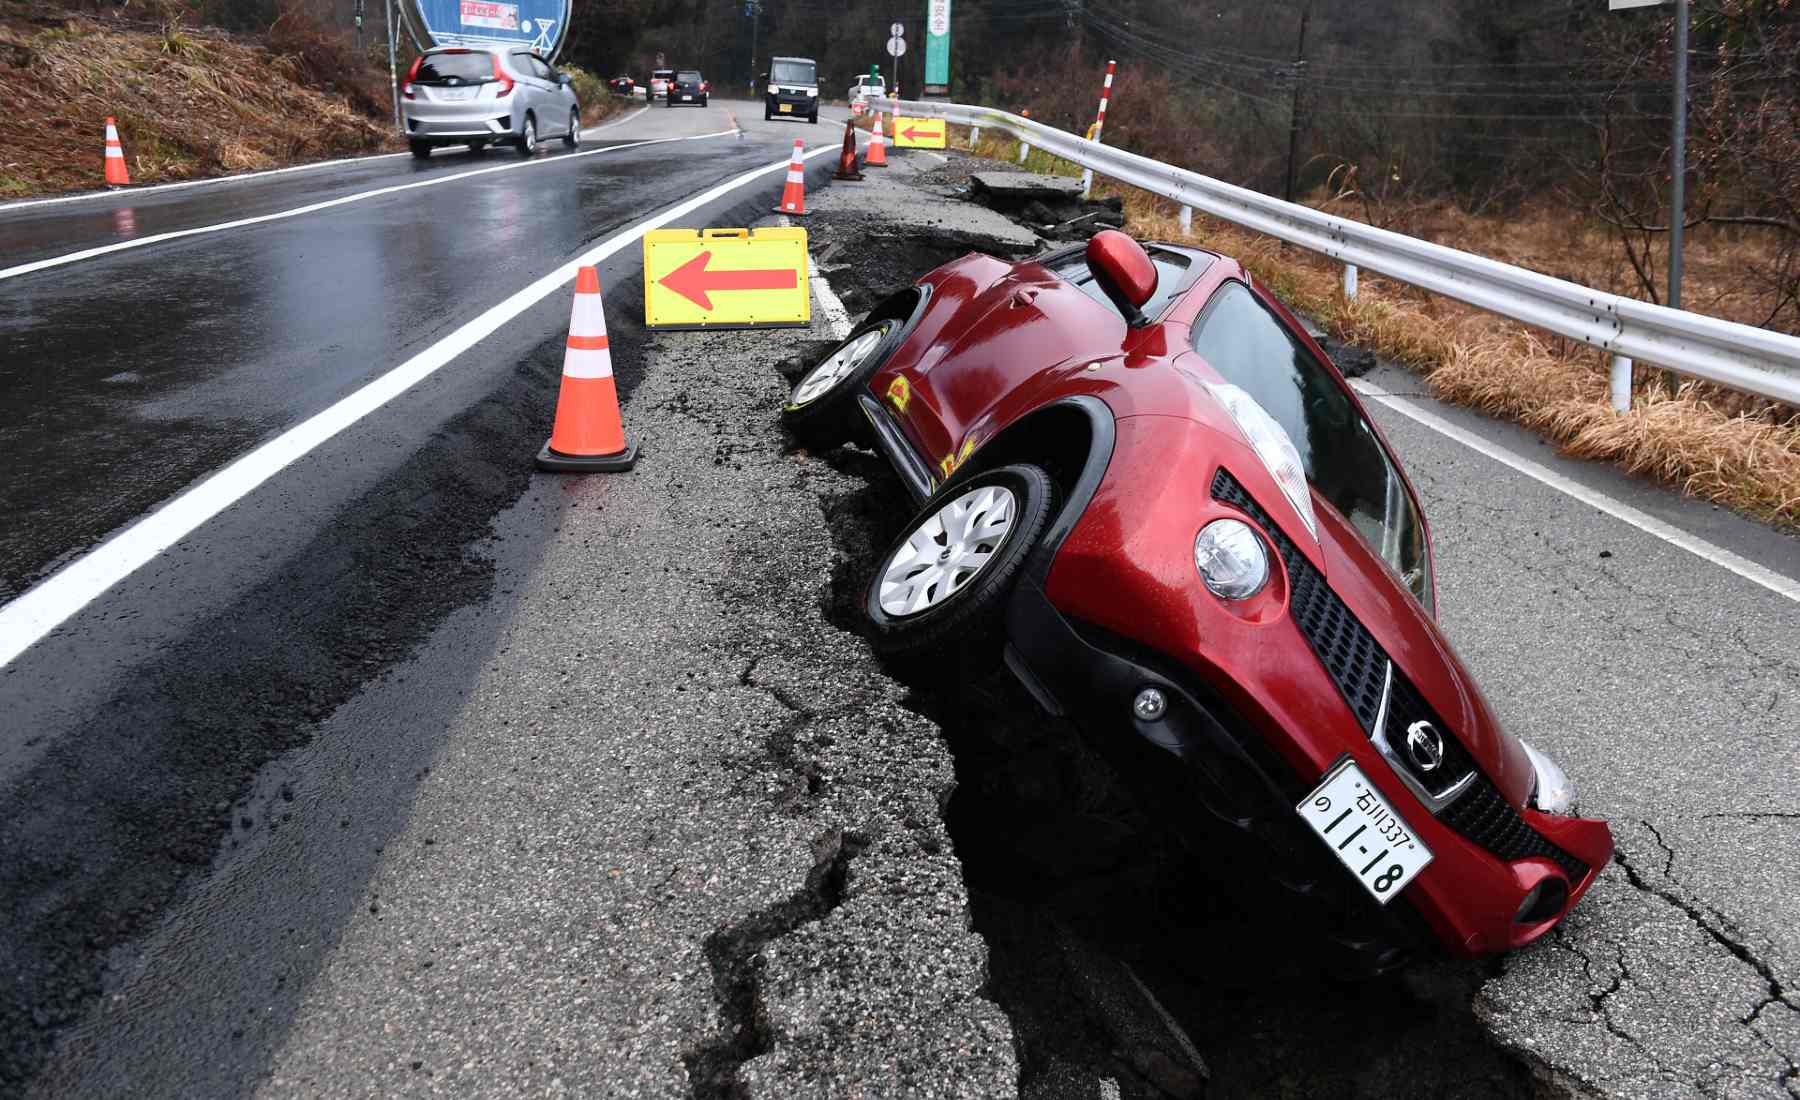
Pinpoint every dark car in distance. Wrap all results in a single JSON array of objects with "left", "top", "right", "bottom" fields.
[
  {"left": 666, "top": 69, "right": 708, "bottom": 107},
  {"left": 763, "top": 55, "right": 819, "bottom": 123},
  {"left": 779, "top": 230, "right": 1613, "bottom": 972}
]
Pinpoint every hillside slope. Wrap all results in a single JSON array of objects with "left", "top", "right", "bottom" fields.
[{"left": 0, "top": 1, "right": 393, "bottom": 198}]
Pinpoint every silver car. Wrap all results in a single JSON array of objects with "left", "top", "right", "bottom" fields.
[{"left": 402, "top": 47, "right": 582, "bottom": 158}]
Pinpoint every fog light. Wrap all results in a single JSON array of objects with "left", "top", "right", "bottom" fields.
[
  {"left": 1133, "top": 687, "right": 1167, "bottom": 721},
  {"left": 1514, "top": 876, "right": 1568, "bottom": 924},
  {"left": 1194, "top": 518, "right": 1269, "bottom": 600}
]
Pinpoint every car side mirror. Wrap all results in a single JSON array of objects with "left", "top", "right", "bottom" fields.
[
  {"left": 1085, "top": 230, "right": 1158, "bottom": 325},
  {"left": 558, "top": 73, "right": 571, "bottom": 85}
]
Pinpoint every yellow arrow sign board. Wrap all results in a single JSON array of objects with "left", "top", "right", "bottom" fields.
[
  {"left": 893, "top": 116, "right": 947, "bottom": 149},
  {"left": 643, "top": 227, "right": 811, "bottom": 330}
]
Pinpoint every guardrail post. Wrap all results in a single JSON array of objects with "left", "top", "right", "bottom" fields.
[
  {"left": 1019, "top": 141, "right": 1031, "bottom": 163},
  {"left": 1342, "top": 264, "right": 1358, "bottom": 301},
  {"left": 1609, "top": 355, "right": 1633, "bottom": 413},
  {"left": 1179, "top": 206, "right": 1192, "bottom": 234},
  {"left": 969, "top": 124, "right": 980, "bottom": 147}
]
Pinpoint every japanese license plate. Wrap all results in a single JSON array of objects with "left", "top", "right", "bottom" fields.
[
  {"left": 779, "top": 103, "right": 792, "bottom": 112},
  {"left": 681, "top": 94, "right": 692, "bottom": 100},
  {"left": 1296, "top": 759, "right": 1432, "bottom": 904},
  {"left": 439, "top": 86, "right": 477, "bottom": 101}
]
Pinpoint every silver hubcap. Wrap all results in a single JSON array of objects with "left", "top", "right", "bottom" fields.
[
  {"left": 878, "top": 485, "right": 1017, "bottom": 617},
  {"left": 523, "top": 121, "right": 535, "bottom": 150},
  {"left": 571, "top": 113, "right": 580, "bottom": 141},
  {"left": 791, "top": 328, "right": 885, "bottom": 407}
]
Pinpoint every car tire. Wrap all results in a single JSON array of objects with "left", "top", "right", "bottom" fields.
[
  {"left": 409, "top": 140, "right": 431, "bottom": 159},
  {"left": 764, "top": 106, "right": 773, "bottom": 121},
  {"left": 701, "top": 96, "right": 709, "bottom": 107},
  {"left": 809, "top": 111, "right": 819, "bottom": 124},
  {"left": 563, "top": 109, "right": 580, "bottom": 147},
  {"left": 517, "top": 115, "right": 536, "bottom": 157},
  {"left": 780, "top": 317, "right": 901, "bottom": 450},
  {"left": 864, "top": 464, "right": 1059, "bottom": 663}
]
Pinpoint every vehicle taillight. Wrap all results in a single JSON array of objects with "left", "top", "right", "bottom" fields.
[
  {"left": 403, "top": 55, "right": 422, "bottom": 99},
  {"left": 492, "top": 52, "right": 514, "bottom": 97}
]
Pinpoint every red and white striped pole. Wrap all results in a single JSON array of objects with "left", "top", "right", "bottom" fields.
[{"left": 1081, "top": 59, "right": 1116, "bottom": 198}]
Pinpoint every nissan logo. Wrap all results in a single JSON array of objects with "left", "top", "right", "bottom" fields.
[{"left": 1405, "top": 721, "right": 1444, "bottom": 772}]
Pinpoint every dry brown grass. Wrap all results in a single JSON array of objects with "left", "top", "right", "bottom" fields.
[
  {"left": 0, "top": 1, "right": 393, "bottom": 196},
  {"left": 942, "top": 123, "right": 1800, "bottom": 531}
]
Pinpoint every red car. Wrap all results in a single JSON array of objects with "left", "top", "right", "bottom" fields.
[{"left": 782, "top": 231, "right": 1612, "bottom": 968}]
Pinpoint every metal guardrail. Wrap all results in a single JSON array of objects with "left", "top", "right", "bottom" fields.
[{"left": 871, "top": 97, "right": 1800, "bottom": 410}]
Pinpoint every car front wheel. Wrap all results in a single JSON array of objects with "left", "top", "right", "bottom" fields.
[
  {"left": 865, "top": 464, "right": 1059, "bottom": 663},
  {"left": 781, "top": 318, "right": 899, "bottom": 450},
  {"left": 409, "top": 140, "right": 431, "bottom": 159}
]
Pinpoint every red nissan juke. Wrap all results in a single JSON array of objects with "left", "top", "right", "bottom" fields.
[{"left": 780, "top": 230, "right": 1613, "bottom": 968}]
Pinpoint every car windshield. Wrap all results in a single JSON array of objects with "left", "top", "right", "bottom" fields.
[
  {"left": 1190, "top": 281, "right": 1432, "bottom": 608},
  {"left": 414, "top": 52, "right": 493, "bottom": 84},
  {"left": 772, "top": 59, "right": 815, "bottom": 84},
  {"left": 678, "top": 70, "right": 701, "bottom": 82},
  {"left": 865, "top": 76, "right": 885, "bottom": 87}
]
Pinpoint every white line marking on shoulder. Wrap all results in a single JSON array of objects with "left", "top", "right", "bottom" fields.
[
  {"left": 0, "top": 105, "right": 653, "bottom": 216},
  {"left": 1352, "top": 378, "right": 1800, "bottom": 605},
  {"left": 0, "top": 143, "right": 843, "bottom": 670},
  {"left": 0, "top": 127, "right": 736, "bottom": 283},
  {"left": 810, "top": 265, "right": 853, "bottom": 339}
]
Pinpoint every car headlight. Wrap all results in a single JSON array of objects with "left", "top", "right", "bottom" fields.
[
  {"left": 1205, "top": 381, "right": 1317, "bottom": 541},
  {"left": 1521, "top": 740, "right": 1577, "bottom": 814},
  {"left": 767, "top": 83, "right": 779, "bottom": 95},
  {"left": 1194, "top": 519, "right": 1269, "bottom": 600},
  {"left": 805, "top": 87, "right": 818, "bottom": 97}
]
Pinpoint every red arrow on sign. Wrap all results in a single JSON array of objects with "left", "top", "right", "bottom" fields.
[
  {"left": 658, "top": 250, "right": 798, "bottom": 310},
  {"left": 901, "top": 124, "right": 940, "bottom": 141}
]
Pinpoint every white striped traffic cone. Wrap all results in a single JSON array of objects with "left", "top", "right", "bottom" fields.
[
  {"left": 774, "top": 138, "right": 809, "bottom": 216},
  {"left": 103, "top": 117, "right": 130, "bottom": 187},
  {"left": 865, "top": 114, "right": 888, "bottom": 167},
  {"left": 536, "top": 266, "right": 637, "bottom": 472}
]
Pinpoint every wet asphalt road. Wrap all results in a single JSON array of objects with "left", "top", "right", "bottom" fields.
[{"left": 0, "top": 98, "right": 854, "bottom": 1093}]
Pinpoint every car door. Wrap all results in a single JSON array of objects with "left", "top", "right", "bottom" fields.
[{"left": 513, "top": 52, "right": 545, "bottom": 116}]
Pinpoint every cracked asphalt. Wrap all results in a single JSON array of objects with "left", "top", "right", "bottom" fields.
[{"left": 4, "top": 104, "right": 1798, "bottom": 1100}]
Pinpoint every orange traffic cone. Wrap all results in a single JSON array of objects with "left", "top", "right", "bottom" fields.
[
  {"left": 536, "top": 266, "right": 637, "bottom": 472},
  {"left": 865, "top": 114, "right": 888, "bottom": 168},
  {"left": 833, "top": 118, "right": 864, "bottom": 181},
  {"left": 774, "top": 138, "right": 809, "bottom": 216},
  {"left": 103, "top": 117, "right": 130, "bottom": 187}
]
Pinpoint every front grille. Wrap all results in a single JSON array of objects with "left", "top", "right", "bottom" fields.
[
  {"left": 1210, "top": 469, "right": 1384, "bottom": 733},
  {"left": 1209, "top": 468, "right": 1589, "bottom": 880},
  {"left": 1438, "top": 777, "right": 1588, "bottom": 879}
]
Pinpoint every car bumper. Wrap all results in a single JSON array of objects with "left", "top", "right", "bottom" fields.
[
  {"left": 403, "top": 109, "right": 516, "bottom": 139},
  {"left": 767, "top": 93, "right": 818, "bottom": 113}
]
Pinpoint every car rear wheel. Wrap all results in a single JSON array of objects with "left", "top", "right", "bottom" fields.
[
  {"left": 781, "top": 318, "right": 899, "bottom": 450},
  {"left": 864, "top": 464, "right": 1059, "bottom": 662},
  {"left": 409, "top": 140, "right": 431, "bottom": 159},
  {"left": 517, "top": 115, "right": 536, "bottom": 157},
  {"left": 563, "top": 109, "right": 580, "bottom": 147}
]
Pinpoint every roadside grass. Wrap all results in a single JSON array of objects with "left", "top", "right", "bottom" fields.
[
  {"left": 943, "top": 124, "right": 1800, "bottom": 532},
  {"left": 0, "top": 2, "right": 393, "bottom": 196}
]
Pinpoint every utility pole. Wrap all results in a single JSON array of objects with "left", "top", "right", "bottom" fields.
[
  {"left": 1668, "top": 0, "right": 1687, "bottom": 308},
  {"left": 386, "top": 0, "right": 401, "bottom": 131},
  {"left": 747, "top": 0, "right": 760, "bottom": 95},
  {"left": 1283, "top": 2, "right": 1310, "bottom": 204}
]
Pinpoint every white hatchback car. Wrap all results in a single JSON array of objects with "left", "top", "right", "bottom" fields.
[
  {"left": 848, "top": 73, "right": 886, "bottom": 103},
  {"left": 402, "top": 47, "right": 581, "bottom": 158}
]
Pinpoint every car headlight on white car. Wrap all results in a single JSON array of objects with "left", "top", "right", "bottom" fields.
[
  {"left": 1194, "top": 518, "right": 1269, "bottom": 600},
  {"left": 767, "top": 83, "right": 780, "bottom": 94},
  {"left": 1205, "top": 381, "right": 1318, "bottom": 542}
]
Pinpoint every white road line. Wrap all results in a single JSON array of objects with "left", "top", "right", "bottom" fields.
[
  {"left": 1, "top": 125, "right": 732, "bottom": 283},
  {"left": 1353, "top": 378, "right": 1800, "bottom": 605},
  {"left": 811, "top": 266, "right": 854, "bottom": 338},
  {"left": 0, "top": 142, "right": 843, "bottom": 670},
  {"left": 0, "top": 105, "right": 652, "bottom": 216}
]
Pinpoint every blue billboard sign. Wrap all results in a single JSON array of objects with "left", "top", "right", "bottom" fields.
[{"left": 404, "top": 0, "right": 573, "bottom": 59}]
